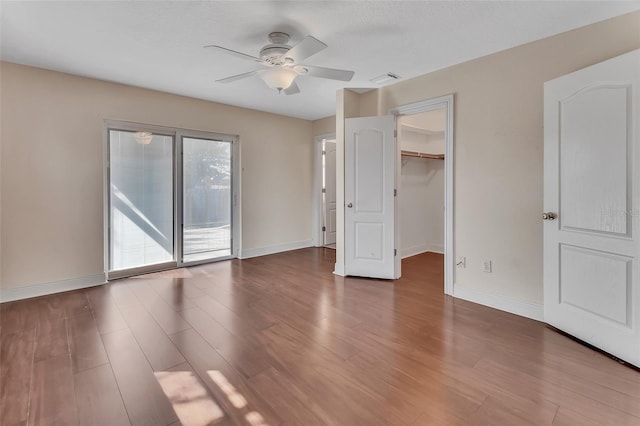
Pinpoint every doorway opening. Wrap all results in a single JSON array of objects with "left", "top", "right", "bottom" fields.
[
  {"left": 313, "top": 133, "right": 337, "bottom": 249},
  {"left": 397, "top": 110, "right": 445, "bottom": 260},
  {"left": 322, "top": 138, "right": 337, "bottom": 248},
  {"left": 391, "top": 95, "right": 454, "bottom": 294}
]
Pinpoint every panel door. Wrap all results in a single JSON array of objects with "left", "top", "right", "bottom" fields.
[
  {"left": 345, "top": 116, "right": 396, "bottom": 279},
  {"left": 544, "top": 49, "right": 640, "bottom": 367}
]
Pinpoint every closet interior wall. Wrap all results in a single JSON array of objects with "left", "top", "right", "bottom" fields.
[{"left": 399, "top": 109, "right": 446, "bottom": 258}]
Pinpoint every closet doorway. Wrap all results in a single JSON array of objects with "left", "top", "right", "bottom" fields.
[
  {"left": 398, "top": 110, "right": 446, "bottom": 258},
  {"left": 391, "top": 94, "right": 454, "bottom": 294}
]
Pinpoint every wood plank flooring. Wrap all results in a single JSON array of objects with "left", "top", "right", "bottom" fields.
[{"left": 1, "top": 249, "right": 640, "bottom": 425}]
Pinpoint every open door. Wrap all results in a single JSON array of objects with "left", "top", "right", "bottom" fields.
[
  {"left": 544, "top": 49, "right": 640, "bottom": 367},
  {"left": 344, "top": 115, "right": 397, "bottom": 279}
]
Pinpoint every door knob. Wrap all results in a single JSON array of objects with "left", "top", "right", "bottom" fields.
[
  {"left": 347, "top": 203, "right": 353, "bottom": 208},
  {"left": 542, "top": 212, "right": 557, "bottom": 220}
]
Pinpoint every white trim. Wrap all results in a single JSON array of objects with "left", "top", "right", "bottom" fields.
[
  {"left": 401, "top": 244, "right": 444, "bottom": 259},
  {"left": 102, "top": 125, "right": 110, "bottom": 282},
  {"left": 401, "top": 244, "right": 430, "bottom": 259},
  {"left": 238, "top": 239, "right": 313, "bottom": 260},
  {"left": 0, "top": 273, "right": 107, "bottom": 303},
  {"left": 453, "top": 283, "right": 544, "bottom": 322},
  {"left": 390, "top": 94, "right": 455, "bottom": 295},
  {"left": 394, "top": 117, "right": 402, "bottom": 279},
  {"left": 333, "top": 262, "right": 345, "bottom": 276}
]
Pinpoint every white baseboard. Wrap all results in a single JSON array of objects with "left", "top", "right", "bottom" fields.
[
  {"left": 238, "top": 239, "right": 313, "bottom": 260},
  {"left": 0, "top": 273, "right": 107, "bottom": 303},
  {"left": 453, "top": 283, "right": 544, "bottom": 322},
  {"left": 401, "top": 244, "right": 429, "bottom": 259},
  {"left": 401, "top": 243, "right": 444, "bottom": 259},
  {"left": 333, "top": 262, "right": 345, "bottom": 276}
]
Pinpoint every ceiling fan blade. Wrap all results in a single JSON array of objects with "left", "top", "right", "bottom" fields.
[
  {"left": 216, "top": 70, "right": 259, "bottom": 83},
  {"left": 284, "top": 36, "right": 327, "bottom": 63},
  {"left": 283, "top": 81, "right": 300, "bottom": 95},
  {"left": 204, "top": 45, "right": 263, "bottom": 62},
  {"left": 303, "top": 65, "right": 354, "bottom": 82}
]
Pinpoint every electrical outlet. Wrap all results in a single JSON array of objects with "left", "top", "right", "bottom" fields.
[
  {"left": 483, "top": 260, "right": 492, "bottom": 273},
  {"left": 457, "top": 256, "right": 466, "bottom": 268}
]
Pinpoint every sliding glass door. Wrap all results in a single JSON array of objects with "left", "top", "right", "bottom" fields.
[
  {"left": 182, "top": 137, "right": 232, "bottom": 263},
  {"left": 107, "top": 124, "right": 237, "bottom": 279},
  {"left": 108, "top": 129, "right": 175, "bottom": 274}
]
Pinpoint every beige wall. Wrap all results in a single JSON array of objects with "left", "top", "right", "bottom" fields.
[
  {"left": 380, "top": 11, "right": 640, "bottom": 303},
  {"left": 358, "top": 90, "right": 379, "bottom": 117},
  {"left": 401, "top": 109, "right": 446, "bottom": 133},
  {"left": 0, "top": 62, "right": 313, "bottom": 289},
  {"left": 311, "top": 115, "right": 336, "bottom": 137}
]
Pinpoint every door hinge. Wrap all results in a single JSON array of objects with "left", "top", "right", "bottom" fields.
[
  {"left": 322, "top": 226, "right": 326, "bottom": 232},
  {"left": 394, "top": 249, "right": 397, "bottom": 256},
  {"left": 394, "top": 129, "right": 397, "bottom": 138},
  {"left": 322, "top": 188, "right": 326, "bottom": 193},
  {"left": 394, "top": 189, "right": 397, "bottom": 196},
  {"left": 322, "top": 150, "right": 326, "bottom": 155}
]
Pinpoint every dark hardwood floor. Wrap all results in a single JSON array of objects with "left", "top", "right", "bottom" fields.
[{"left": 2, "top": 248, "right": 639, "bottom": 425}]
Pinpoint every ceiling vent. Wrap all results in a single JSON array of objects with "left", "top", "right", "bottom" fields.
[{"left": 370, "top": 72, "right": 402, "bottom": 85}]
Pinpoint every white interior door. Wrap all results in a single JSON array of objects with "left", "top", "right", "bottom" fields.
[
  {"left": 544, "top": 49, "right": 640, "bottom": 367},
  {"left": 345, "top": 115, "right": 396, "bottom": 279},
  {"left": 324, "top": 140, "right": 337, "bottom": 245}
]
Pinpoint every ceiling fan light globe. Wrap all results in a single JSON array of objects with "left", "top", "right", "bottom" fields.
[
  {"left": 260, "top": 67, "right": 298, "bottom": 91},
  {"left": 134, "top": 131, "right": 153, "bottom": 145}
]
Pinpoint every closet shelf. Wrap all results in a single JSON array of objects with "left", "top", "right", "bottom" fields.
[{"left": 401, "top": 150, "right": 444, "bottom": 160}]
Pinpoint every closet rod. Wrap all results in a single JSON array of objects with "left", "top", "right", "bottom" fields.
[{"left": 401, "top": 150, "right": 444, "bottom": 160}]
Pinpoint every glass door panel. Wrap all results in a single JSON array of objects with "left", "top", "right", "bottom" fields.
[
  {"left": 182, "top": 137, "right": 232, "bottom": 263},
  {"left": 109, "top": 130, "right": 174, "bottom": 272}
]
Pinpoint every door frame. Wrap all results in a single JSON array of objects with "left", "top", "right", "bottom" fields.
[
  {"left": 390, "top": 94, "right": 454, "bottom": 295},
  {"left": 103, "top": 120, "right": 241, "bottom": 280},
  {"left": 312, "top": 132, "right": 337, "bottom": 247}
]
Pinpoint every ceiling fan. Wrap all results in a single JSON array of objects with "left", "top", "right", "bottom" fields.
[{"left": 206, "top": 32, "right": 355, "bottom": 95}]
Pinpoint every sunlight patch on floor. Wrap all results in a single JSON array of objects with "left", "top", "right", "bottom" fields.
[
  {"left": 155, "top": 369, "right": 271, "bottom": 425},
  {"left": 155, "top": 371, "right": 224, "bottom": 425},
  {"left": 246, "top": 411, "right": 269, "bottom": 425},
  {"left": 207, "top": 370, "right": 247, "bottom": 409}
]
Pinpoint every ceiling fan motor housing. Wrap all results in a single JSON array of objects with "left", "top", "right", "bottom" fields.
[{"left": 260, "top": 32, "right": 294, "bottom": 66}]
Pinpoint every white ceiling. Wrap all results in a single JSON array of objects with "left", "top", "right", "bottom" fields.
[{"left": 2, "top": 1, "right": 639, "bottom": 120}]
